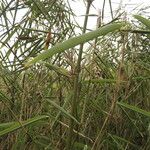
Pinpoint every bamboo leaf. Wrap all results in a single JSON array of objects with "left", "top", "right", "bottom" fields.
[
  {"left": 45, "top": 63, "right": 71, "bottom": 78},
  {"left": 0, "top": 122, "right": 15, "bottom": 130},
  {"left": 108, "top": 133, "right": 139, "bottom": 148},
  {"left": 82, "top": 79, "right": 126, "bottom": 84},
  {"left": 0, "top": 115, "right": 49, "bottom": 137},
  {"left": 134, "top": 15, "right": 150, "bottom": 30},
  {"left": 46, "top": 99, "right": 80, "bottom": 124},
  {"left": 24, "top": 22, "right": 125, "bottom": 67},
  {"left": 117, "top": 102, "right": 150, "bottom": 117}
]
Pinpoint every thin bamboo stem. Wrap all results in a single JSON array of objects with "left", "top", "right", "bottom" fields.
[{"left": 67, "top": 1, "right": 93, "bottom": 149}]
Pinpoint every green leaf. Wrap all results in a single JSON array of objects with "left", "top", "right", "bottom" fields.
[
  {"left": 117, "top": 101, "right": 150, "bottom": 117},
  {"left": 82, "top": 79, "right": 125, "bottom": 84},
  {"left": 0, "top": 122, "right": 15, "bottom": 130},
  {"left": 134, "top": 15, "right": 150, "bottom": 30},
  {"left": 25, "top": 22, "right": 125, "bottom": 67},
  {"left": 108, "top": 133, "right": 139, "bottom": 148},
  {"left": 46, "top": 99, "right": 80, "bottom": 124},
  {"left": 0, "top": 115, "right": 49, "bottom": 137},
  {"left": 45, "top": 63, "right": 71, "bottom": 78}
]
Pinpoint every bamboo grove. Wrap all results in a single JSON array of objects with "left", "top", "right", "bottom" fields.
[{"left": 0, "top": 0, "right": 150, "bottom": 149}]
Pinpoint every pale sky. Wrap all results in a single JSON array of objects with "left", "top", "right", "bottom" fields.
[
  {"left": 2, "top": 0, "right": 150, "bottom": 30},
  {"left": 69, "top": 0, "right": 150, "bottom": 30}
]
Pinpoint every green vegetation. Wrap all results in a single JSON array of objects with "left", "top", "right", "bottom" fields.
[{"left": 0, "top": 0, "right": 150, "bottom": 149}]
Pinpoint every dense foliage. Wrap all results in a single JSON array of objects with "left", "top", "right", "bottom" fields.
[{"left": 0, "top": 0, "right": 150, "bottom": 149}]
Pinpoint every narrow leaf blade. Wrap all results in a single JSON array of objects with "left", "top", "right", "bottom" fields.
[
  {"left": 0, "top": 115, "right": 49, "bottom": 137},
  {"left": 25, "top": 22, "right": 125, "bottom": 67},
  {"left": 117, "top": 102, "right": 150, "bottom": 117}
]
